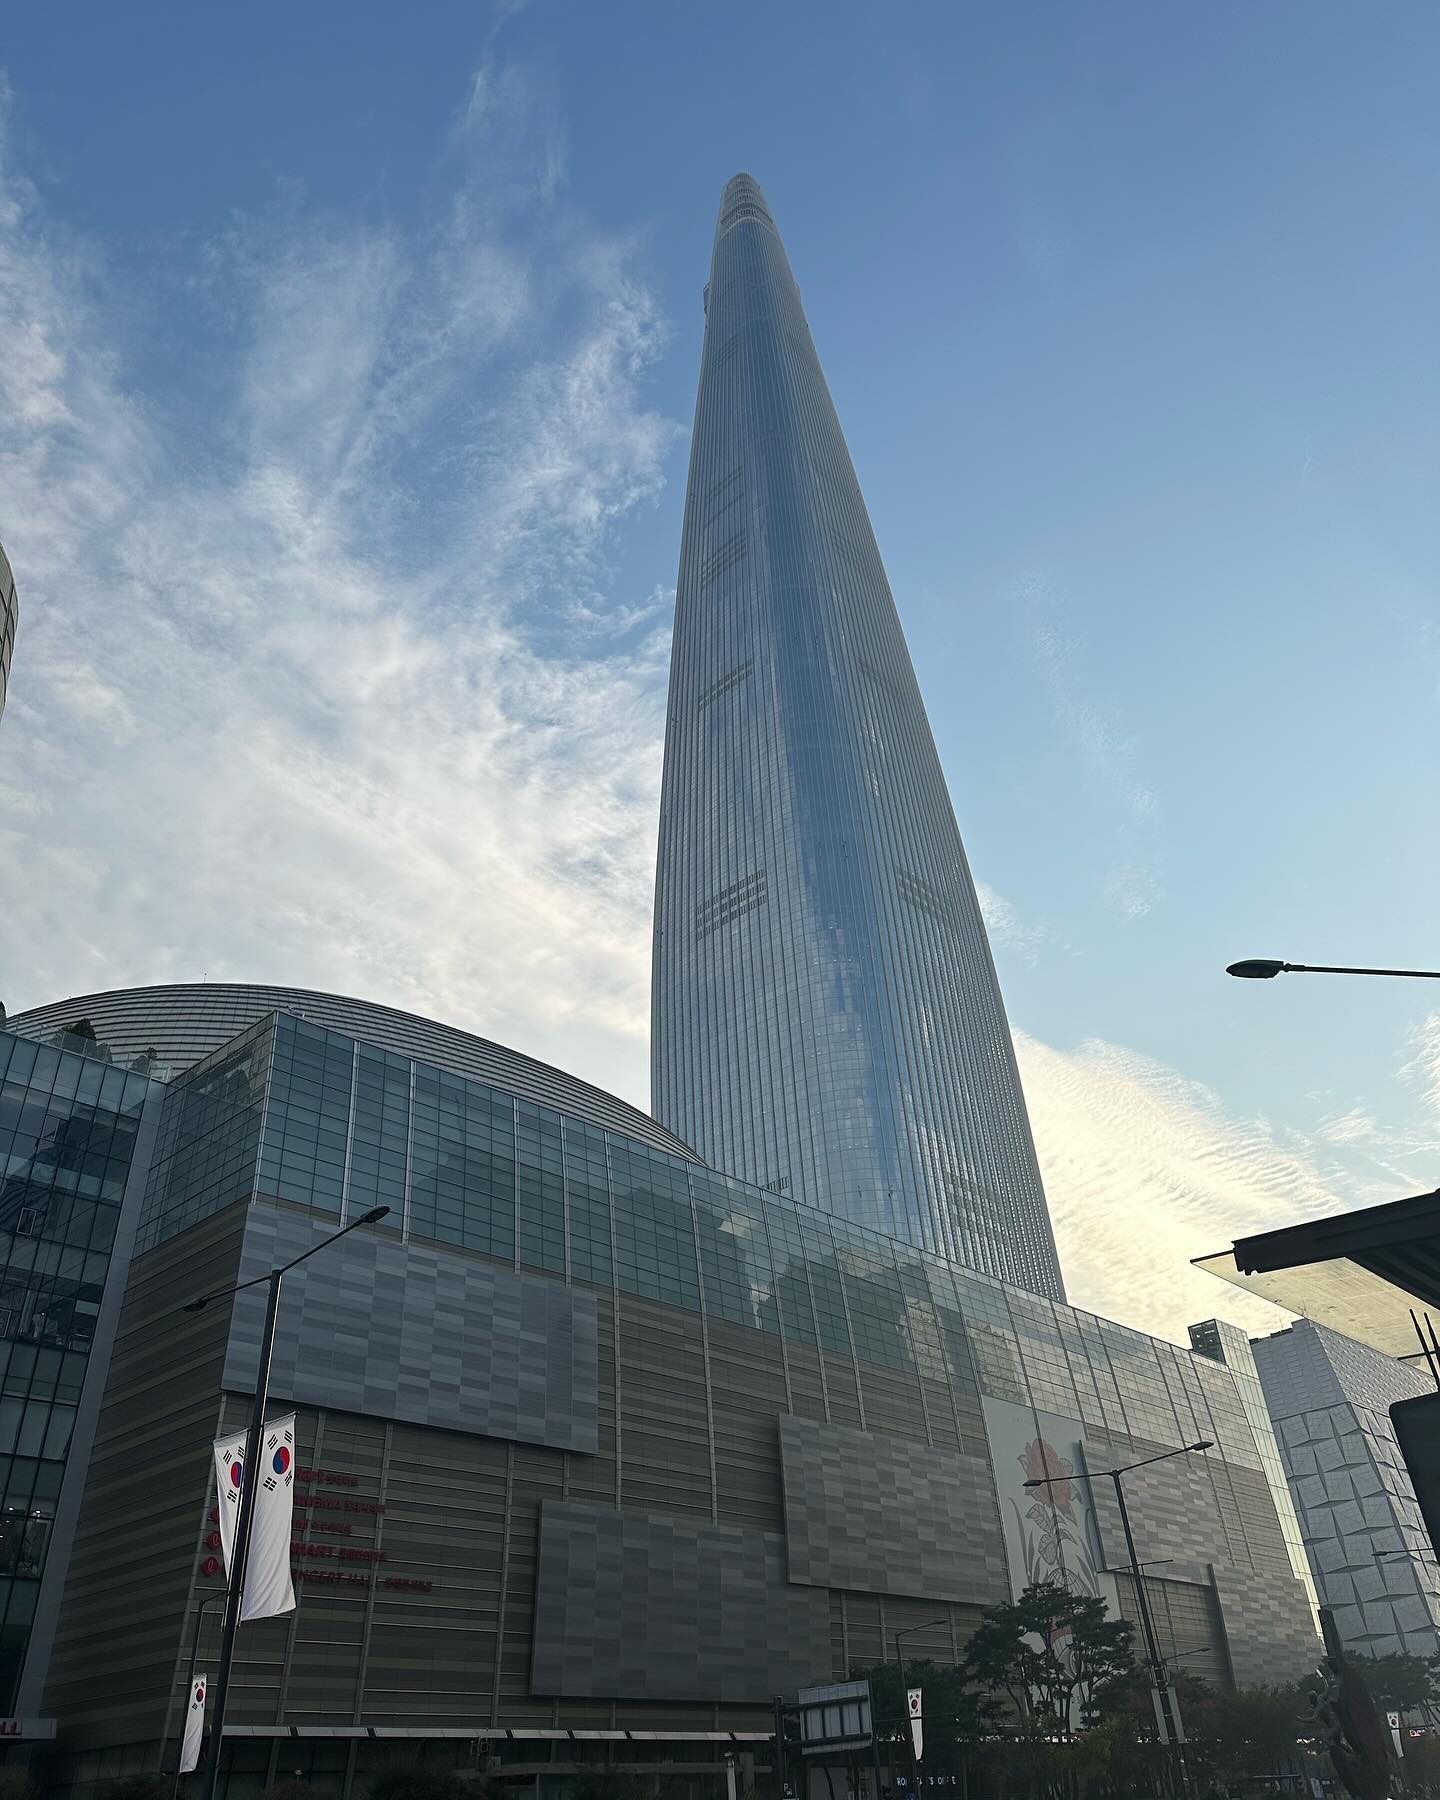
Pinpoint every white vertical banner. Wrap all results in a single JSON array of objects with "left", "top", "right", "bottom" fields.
[
  {"left": 211, "top": 1414, "right": 297, "bottom": 1622},
  {"left": 179, "top": 1672, "right": 207, "bottom": 1774},
  {"left": 907, "top": 1687, "right": 923, "bottom": 1763}
]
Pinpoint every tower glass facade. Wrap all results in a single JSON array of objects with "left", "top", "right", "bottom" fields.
[{"left": 652, "top": 175, "right": 1063, "bottom": 1298}]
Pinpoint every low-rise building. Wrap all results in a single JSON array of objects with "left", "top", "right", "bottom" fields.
[{"left": 3, "top": 987, "right": 1321, "bottom": 1796}]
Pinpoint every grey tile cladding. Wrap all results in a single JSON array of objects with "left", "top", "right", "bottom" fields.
[
  {"left": 1253, "top": 1322, "right": 1440, "bottom": 1657},
  {"left": 531, "top": 1500, "right": 830, "bottom": 1703},
  {"left": 224, "top": 1202, "right": 598, "bottom": 1453},
  {"left": 1210, "top": 1564, "right": 1325, "bottom": 1687},
  {"left": 779, "top": 1413, "right": 1008, "bottom": 1603},
  {"left": 1085, "top": 1428, "right": 1293, "bottom": 1579}
]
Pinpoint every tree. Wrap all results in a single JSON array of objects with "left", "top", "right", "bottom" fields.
[
  {"left": 366, "top": 1772, "right": 476, "bottom": 1800},
  {"left": 856, "top": 1654, "right": 1000, "bottom": 1771},
  {"left": 1358, "top": 1649, "right": 1437, "bottom": 1714},
  {"left": 1064, "top": 1713, "right": 1149, "bottom": 1797},
  {"left": 571, "top": 1773, "right": 653, "bottom": 1800},
  {"left": 95, "top": 1781, "right": 171, "bottom": 1800},
  {"left": 962, "top": 1581, "right": 1136, "bottom": 1735},
  {"left": 1201, "top": 1683, "right": 1313, "bottom": 1787},
  {"left": 64, "top": 1018, "right": 98, "bottom": 1040},
  {"left": 1093, "top": 1662, "right": 1214, "bottom": 1743}
]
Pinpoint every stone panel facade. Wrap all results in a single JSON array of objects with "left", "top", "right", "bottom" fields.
[
  {"left": 225, "top": 1202, "right": 600, "bottom": 1454},
  {"left": 779, "top": 1414, "right": 1008, "bottom": 1603},
  {"left": 531, "top": 1500, "right": 829, "bottom": 1703}
]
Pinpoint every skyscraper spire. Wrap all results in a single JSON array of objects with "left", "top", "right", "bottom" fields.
[{"left": 651, "top": 174, "right": 1064, "bottom": 1300}]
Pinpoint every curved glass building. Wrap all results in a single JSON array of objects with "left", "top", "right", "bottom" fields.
[
  {"left": 0, "top": 992, "right": 1316, "bottom": 1788},
  {"left": 7, "top": 982, "right": 695, "bottom": 1159},
  {"left": 652, "top": 175, "right": 1063, "bottom": 1298}
]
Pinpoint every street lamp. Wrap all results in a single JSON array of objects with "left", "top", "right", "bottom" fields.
[
  {"left": 186, "top": 1204, "right": 390, "bottom": 1800},
  {"left": 171, "top": 1591, "right": 226, "bottom": 1800},
  {"left": 1025, "top": 1441, "right": 1213, "bottom": 1797},
  {"left": 894, "top": 1618, "right": 948, "bottom": 1795},
  {"left": 1226, "top": 959, "right": 1440, "bottom": 981}
]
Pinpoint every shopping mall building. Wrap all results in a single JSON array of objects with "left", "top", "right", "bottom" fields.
[{"left": 0, "top": 984, "right": 1320, "bottom": 1797}]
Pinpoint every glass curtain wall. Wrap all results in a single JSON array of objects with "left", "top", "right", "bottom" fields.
[
  {"left": 0, "top": 1031, "right": 151, "bottom": 1704},
  {"left": 147, "top": 1015, "right": 1272, "bottom": 1486}
]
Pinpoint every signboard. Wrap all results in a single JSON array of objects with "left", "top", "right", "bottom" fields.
[
  {"left": 798, "top": 1680, "right": 873, "bottom": 1755},
  {"left": 1390, "top": 1394, "right": 1440, "bottom": 1561},
  {"left": 907, "top": 1687, "right": 923, "bottom": 1762}
]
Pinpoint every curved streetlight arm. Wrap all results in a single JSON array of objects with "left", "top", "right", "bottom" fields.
[
  {"left": 1022, "top": 1441, "right": 1213, "bottom": 1489},
  {"left": 1227, "top": 959, "right": 1440, "bottom": 982},
  {"left": 182, "top": 1205, "right": 390, "bottom": 1313},
  {"left": 194, "top": 1201, "right": 389, "bottom": 1800}
]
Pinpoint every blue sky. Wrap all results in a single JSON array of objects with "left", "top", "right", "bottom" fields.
[{"left": 1, "top": 1, "right": 1436, "bottom": 1338}]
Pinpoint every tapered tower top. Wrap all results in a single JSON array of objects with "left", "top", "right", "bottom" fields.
[
  {"left": 652, "top": 176, "right": 1065, "bottom": 1299},
  {"left": 713, "top": 173, "right": 775, "bottom": 243}
]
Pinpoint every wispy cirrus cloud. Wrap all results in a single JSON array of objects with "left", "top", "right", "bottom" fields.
[
  {"left": 1017, "top": 571, "right": 1163, "bottom": 922},
  {"left": 2, "top": 65, "right": 1423, "bottom": 1355},
  {"left": 1014, "top": 1027, "right": 1410, "bottom": 1341},
  {"left": 975, "top": 880, "right": 1050, "bottom": 966},
  {"left": 1401, "top": 1011, "right": 1440, "bottom": 1117},
  {"left": 0, "top": 64, "right": 680, "bottom": 1097}
]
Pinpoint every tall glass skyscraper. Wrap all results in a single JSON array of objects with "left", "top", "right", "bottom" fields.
[{"left": 652, "top": 174, "right": 1064, "bottom": 1299}]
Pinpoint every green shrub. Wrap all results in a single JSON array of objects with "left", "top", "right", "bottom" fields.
[
  {"left": 365, "top": 1770, "right": 475, "bottom": 1800},
  {"left": 95, "top": 1779, "right": 172, "bottom": 1800}
]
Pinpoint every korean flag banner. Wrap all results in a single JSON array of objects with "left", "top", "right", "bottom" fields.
[
  {"left": 211, "top": 1414, "right": 297, "bottom": 1622},
  {"left": 180, "top": 1672, "right": 207, "bottom": 1774}
]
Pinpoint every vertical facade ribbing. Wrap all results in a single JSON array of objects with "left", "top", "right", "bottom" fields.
[{"left": 651, "top": 174, "right": 1064, "bottom": 1300}]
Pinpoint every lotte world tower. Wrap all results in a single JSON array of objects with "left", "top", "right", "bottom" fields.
[{"left": 652, "top": 174, "right": 1064, "bottom": 1301}]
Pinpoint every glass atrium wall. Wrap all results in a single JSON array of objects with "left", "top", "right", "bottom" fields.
[{"left": 0, "top": 1030, "right": 151, "bottom": 1704}]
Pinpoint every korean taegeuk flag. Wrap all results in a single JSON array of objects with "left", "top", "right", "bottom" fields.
[
  {"left": 211, "top": 1414, "right": 297, "bottom": 1622},
  {"left": 180, "top": 1672, "right": 207, "bottom": 1774},
  {"left": 907, "top": 1687, "right": 924, "bottom": 1763}
]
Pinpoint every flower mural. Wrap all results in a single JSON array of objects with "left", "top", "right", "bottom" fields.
[
  {"left": 1022, "top": 1438, "right": 1074, "bottom": 1512},
  {"left": 1009, "top": 1435, "right": 1103, "bottom": 1604}
]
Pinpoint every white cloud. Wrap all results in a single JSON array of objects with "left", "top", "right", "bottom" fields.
[
  {"left": 975, "top": 880, "right": 1049, "bottom": 965},
  {"left": 1, "top": 70, "right": 1418, "bottom": 1373},
  {"left": 1401, "top": 1011, "right": 1440, "bottom": 1117},
  {"left": 1013, "top": 1028, "right": 1405, "bottom": 1342},
  {"left": 0, "top": 65, "right": 680, "bottom": 1102},
  {"left": 1017, "top": 572, "right": 1163, "bottom": 921},
  {"left": 1317, "top": 1106, "right": 1380, "bottom": 1146}
]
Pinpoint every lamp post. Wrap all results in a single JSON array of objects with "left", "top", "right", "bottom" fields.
[
  {"left": 186, "top": 1204, "right": 390, "bottom": 1800},
  {"left": 171, "top": 1591, "right": 226, "bottom": 1800},
  {"left": 1025, "top": 1441, "right": 1212, "bottom": 1799},
  {"left": 1226, "top": 959, "right": 1440, "bottom": 982},
  {"left": 894, "top": 1618, "right": 947, "bottom": 1798}
]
